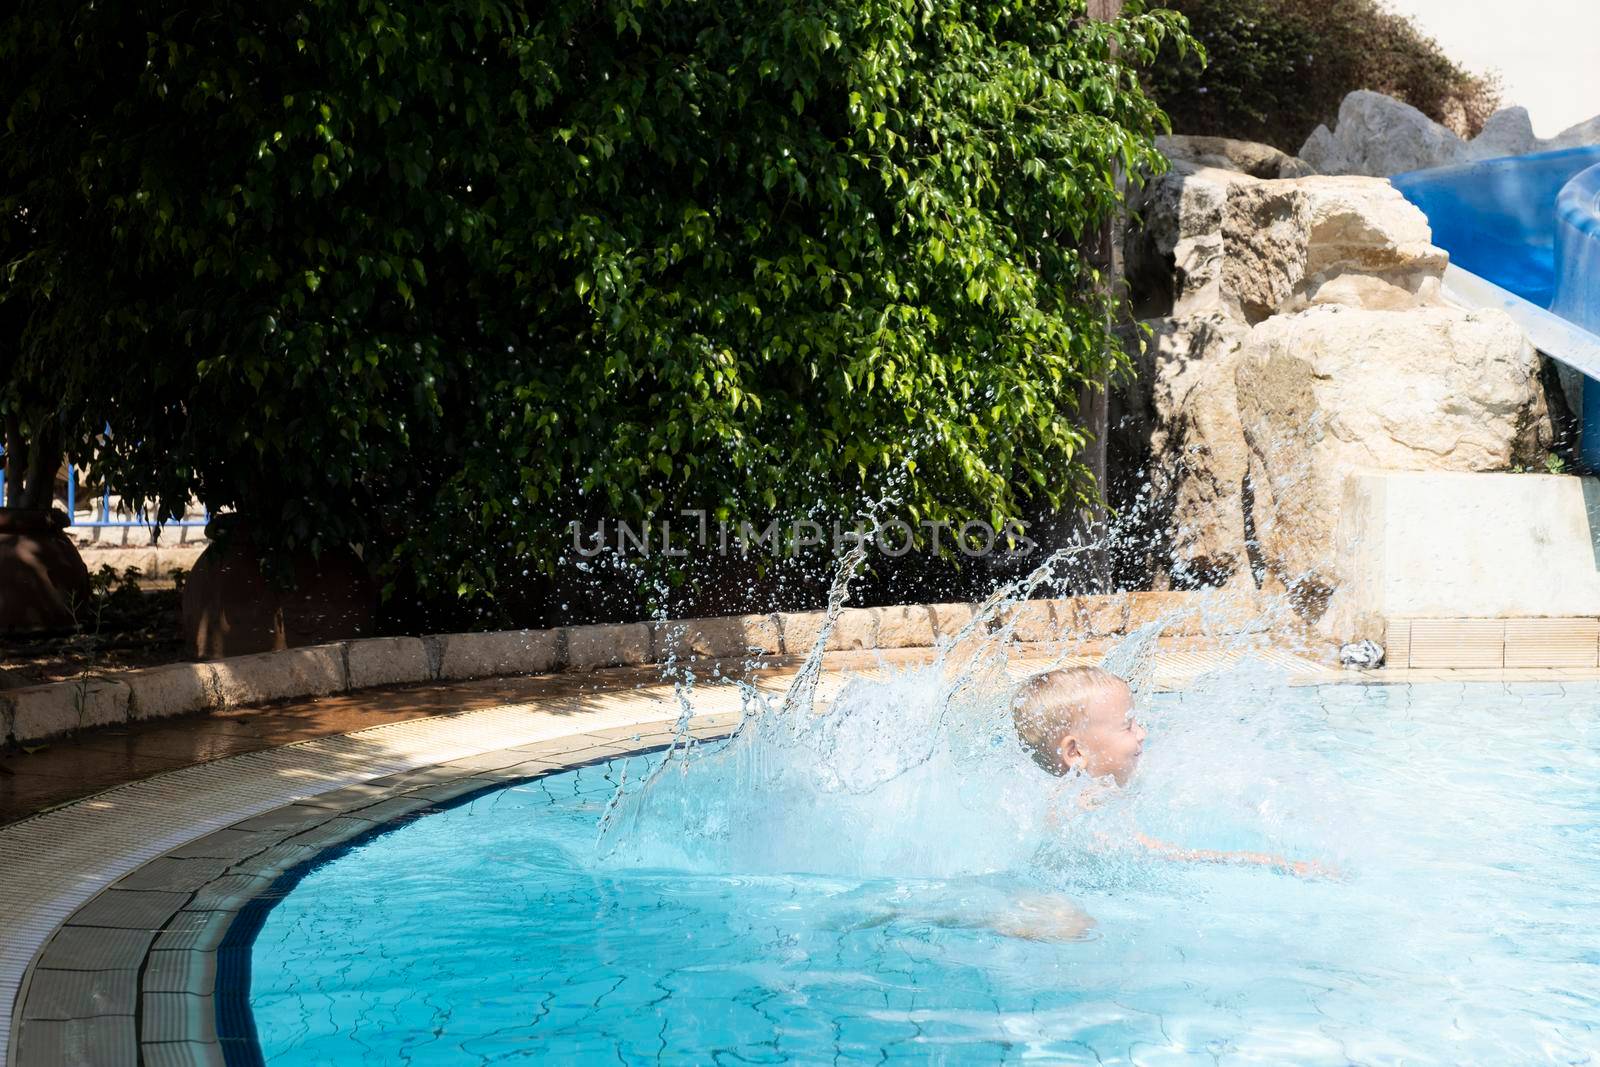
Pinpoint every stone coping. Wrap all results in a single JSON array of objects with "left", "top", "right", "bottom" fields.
[
  {"left": 0, "top": 590, "right": 1273, "bottom": 747},
  {"left": 8, "top": 722, "right": 732, "bottom": 1067}
]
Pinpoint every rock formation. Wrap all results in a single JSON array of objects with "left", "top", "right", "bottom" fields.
[
  {"left": 1234, "top": 305, "right": 1549, "bottom": 608},
  {"left": 1154, "top": 135, "right": 1315, "bottom": 180},
  {"left": 1301, "top": 90, "right": 1600, "bottom": 177},
  {"left": 1122, "top": 151, "right": 1555, "bottom": 626}
]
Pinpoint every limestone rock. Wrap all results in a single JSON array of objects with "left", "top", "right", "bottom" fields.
[
  {"left": 1232, "top": 304, "right": 1552, "bottom": 616},
  {"left": 1466, "top": 106, "right": 1537, "bottom": 160},
  {"left": 1127, "top": 167, "right": 1445, "bottom": 321},
  {"left": 1156, "top": 135, "right": 1315, "bottom": 179},
  {"left": 1144, "top": 314, "right": 1255, "bottom": 587},
  {"left": 1126, "top": 165, "right": 1234, "bottom": 319},
  {"left": 1298, "top": 91, "right": 1467, "bottom": 177},
  {"left": 1124, "top": 135, "right": 1555, "bottom": 612},
  {"left": 1221, "top": 181, "right": 1311, "bottom": 321},
  {"left": 1298, "top": 125, "right": 1345, "bottom": 175},
  {"left": 1300, "top": 92, "right": 1600, "bottom": 175},
  {"left": 1546, "top": 114, "right": 1600, "bottom": 151},
  {"left": 1293, "top": 176, "right": 1447, "bottom": 282},
  {"left": 1305, "top": 273, "right": 1429, "bottom": 312}
]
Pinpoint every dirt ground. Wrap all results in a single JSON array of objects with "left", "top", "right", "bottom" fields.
[{"left": 0, "top": 576, "right": 184, "bottom": 688}]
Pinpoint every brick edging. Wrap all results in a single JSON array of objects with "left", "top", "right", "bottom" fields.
[{"left": 0, "top": 590, "right": 1269, "bottom": 747}]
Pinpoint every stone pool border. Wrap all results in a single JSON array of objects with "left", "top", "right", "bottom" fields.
[
  {"left": 0, "top": 683, "right": 755, "bottom": 1067},
  {"left": 0, "top": 590, "right": 1274, "bottom": 747}
]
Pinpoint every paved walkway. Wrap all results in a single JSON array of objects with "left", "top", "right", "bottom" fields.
[{"left": 0, "top": 665, "right": 762, "bottom": 826}]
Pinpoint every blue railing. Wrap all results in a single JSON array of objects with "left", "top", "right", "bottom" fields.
[{"left": 0, "top": 457, "right": 208, "bottom": 529}]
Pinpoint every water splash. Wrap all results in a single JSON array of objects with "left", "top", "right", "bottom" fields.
[{"left": 595, "top": 529, "right": 1339, "bottom": 887}]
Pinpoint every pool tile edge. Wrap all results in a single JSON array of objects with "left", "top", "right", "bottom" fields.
[{"left": 11, "top": 723, "right": 733, "bottom": 1067}]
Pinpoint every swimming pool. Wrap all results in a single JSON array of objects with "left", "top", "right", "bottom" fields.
[{"left": 242, "top": 671, "right": 1600, "bottom": 1064}]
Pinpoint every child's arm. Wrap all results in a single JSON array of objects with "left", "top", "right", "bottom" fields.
[
  {"left": 1133, "top": 832, "right": 1334, "bottom": 878},
  {"left": 980, "top": 892, "right": 1097, "bottom": 942}
]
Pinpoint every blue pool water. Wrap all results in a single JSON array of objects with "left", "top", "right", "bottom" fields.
[{"left": 246, "top": 674, "right": 1600, "bottom": 1064}]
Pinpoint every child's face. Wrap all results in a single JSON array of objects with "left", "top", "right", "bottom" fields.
[{"left": 1057, "top": 681, "right": 1145, "bottom": 785}]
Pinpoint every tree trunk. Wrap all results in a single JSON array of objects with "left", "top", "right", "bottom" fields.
[
  {"left": 3, "top": 414, "right": 19, "bottom": 508},
  {"left": 1085, "top": 0, "right": 1124, "bottom": 497},
  {"left": 21, "top": 427, "right": 61, "bottom": 511},
  {"left": 1079, "top": 0, "right": 1124, "bottom": 588},
  {"left": 1, "top": 415, "right": 64, "bottom": 511}
]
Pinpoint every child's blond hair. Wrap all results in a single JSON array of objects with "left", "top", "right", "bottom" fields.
[{"left": 1012, "top": 666, "right": 1129, "bottom": 775}]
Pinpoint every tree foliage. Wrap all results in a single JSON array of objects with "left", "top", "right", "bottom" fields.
[
  {"left": 1148, "top": 0, "right": 1499, "bottom": 153},
  {"left": 2, "top": 0, "right": 1190, "bottom": 622}
]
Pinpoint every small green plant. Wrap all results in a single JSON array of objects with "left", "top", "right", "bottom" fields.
[
  {"left": 65, "top": 565, "right": 151, "bottom": 728},
  {"left": 1511, "top": 455, "right": 1572, "bottom": 475}
]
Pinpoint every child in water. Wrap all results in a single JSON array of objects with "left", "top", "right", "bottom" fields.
[
  {"left": 1014, "top": 665, "right": 1326, "bottom": 877},
  {"left": 834, "top": 665, "right": 1326, "bottom": 946}
]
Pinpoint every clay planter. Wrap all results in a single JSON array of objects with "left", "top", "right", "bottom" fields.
[
  {"left": 0, "top": 508, "right": 92, "bottom": 635},
  {"left": 182, "top": 521, "right": 376, "bottom": 659}
]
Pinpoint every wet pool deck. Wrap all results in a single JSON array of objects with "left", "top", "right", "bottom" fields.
[{"left": 4, "top": 645, "right": 1598, "bottom": 1065}]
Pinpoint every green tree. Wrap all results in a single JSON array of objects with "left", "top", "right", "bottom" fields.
[{"left": 2, "top": 0, "right": 1191, "bottom": 625}]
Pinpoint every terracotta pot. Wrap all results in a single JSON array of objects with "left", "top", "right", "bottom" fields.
[
  {"left": 0, "top": 508, "right": 92, "bottom": 635},
  {"left": 182, "top": 520, "right": 376, "bottom": 659}
]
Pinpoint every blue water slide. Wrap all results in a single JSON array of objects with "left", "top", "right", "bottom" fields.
[{"left": 1391, "top": 146, "right": 1600, "bottom": 467}]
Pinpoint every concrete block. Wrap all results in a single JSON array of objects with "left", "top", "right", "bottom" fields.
[
  {"left": 777, "top": 611, "right": 824, "bottom": 655},
  {"left": 1124, "top": 591, "right": 1202, "bottom": 633},
  {"left": 778, "top": 608, "right": 878, "bottom": 654},
  {"left": 1504, "top": 617, "right": 1599, "bottom": 668},
  {"left": 1384, "top": 618, "right": 1412, "bottom": 667},
  {"left": 345, "top": 636, "right": 432, "bottom": 689},
  {"left": 655, "top": 614, "right": 781, "bottom": 662},
  {"left": 7, "top": 679, "right": 132, "bottom": 743},
  {"left": 208, "top": 645, "right": 347, "bottom": 708},
  {"left": 1058, "top": 596, "right": 1131, "bottom": 637},
  {"left": 1199, "top": 591, "right": 1275, "bottom": 635},
  {"left": 1330, "top": 471, "right": 1600, "bottom": 640},
  {"left": 1408, "top": 619, "right": 1505, "bottom": 669},
  {"left": 998, "top": 600, "right": 1061, "bottom": 643},
  {"left": 927, "top": 602, "right": 979, "bottom": 641},
  {"left": 564, "top": 623, "right": 652, "bottom": 669},
  {"left": 874, "top": 605, "right": 936, "bottom": 648},
  {"left": 126, "top": 664, "right": 217, "bottom": 721},
  {"left": 437, "top": 629, "right": 561, "bottom": 680},
  {"left": 74, "top": 542, "right": 207, "bottom": 580}
]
